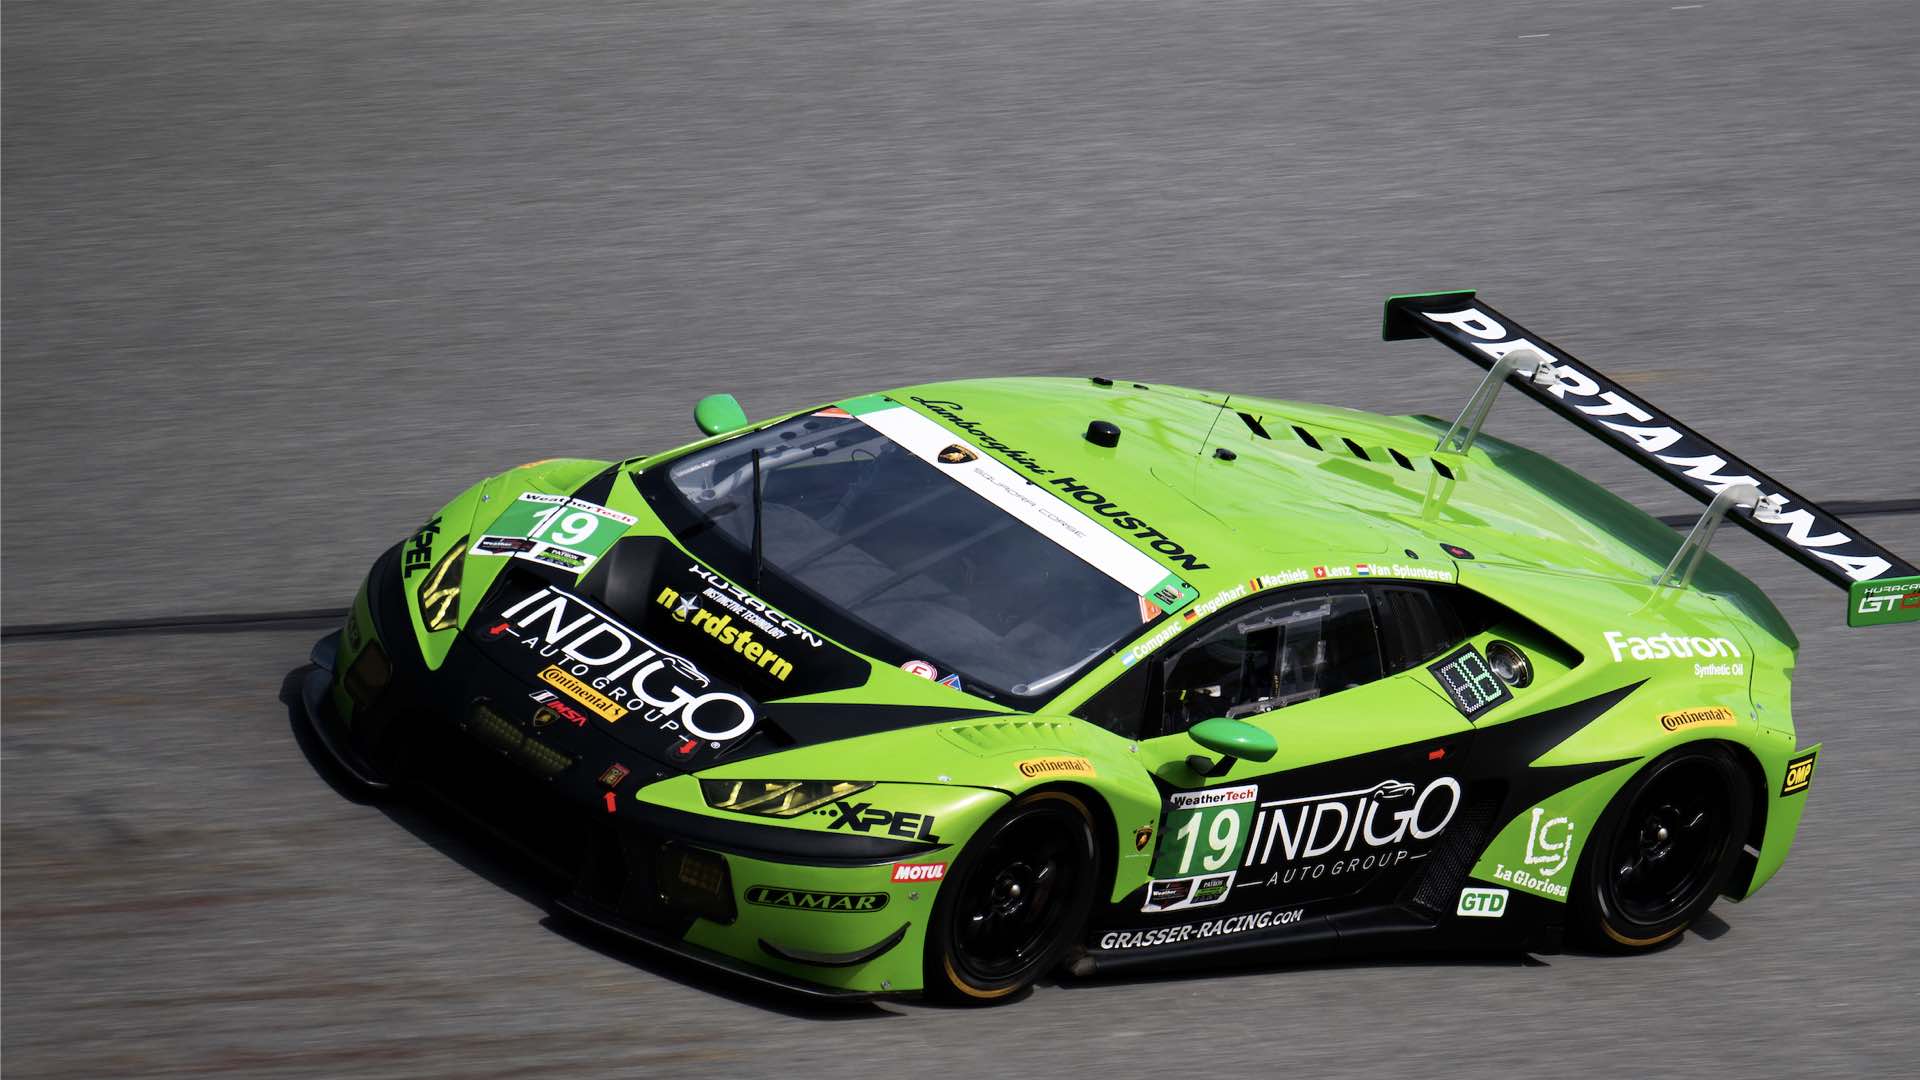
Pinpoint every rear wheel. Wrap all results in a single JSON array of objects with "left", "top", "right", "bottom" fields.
[
  {"left": 925, "top": 790, "right": 1098, "bottom": 1002},
  {"left": 1573, "top": 743, "right": 1751, "bottom": 950}
]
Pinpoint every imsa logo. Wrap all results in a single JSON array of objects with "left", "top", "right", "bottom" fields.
[{"left": 744, "top": 886, "right": 889, "bottom": 913}]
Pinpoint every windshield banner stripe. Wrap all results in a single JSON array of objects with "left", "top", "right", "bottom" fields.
[{"left": 854, "top": 402, "right": 1187, "bottom": 605}]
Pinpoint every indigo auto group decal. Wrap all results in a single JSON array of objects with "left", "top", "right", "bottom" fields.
[
  {"left": 1138, "top": 776, "right": 1463, "bottom": 921},
  {"left": 481, "top": 585, "right": 760, "bottom": 746},
  {"left": 844, "top": 396, "right": 1200, "bottom": 616}
]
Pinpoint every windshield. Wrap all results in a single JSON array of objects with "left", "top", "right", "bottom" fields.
[{"left": 649, "top": 404, "right": 1168, "bottom": 700}]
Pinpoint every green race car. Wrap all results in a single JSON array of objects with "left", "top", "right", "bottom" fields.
[{"left": 290, "top": 291, "right": 1918, "bottom": 1001}]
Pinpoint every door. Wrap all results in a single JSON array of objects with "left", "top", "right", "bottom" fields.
[{"left": 1133, "top": 584, "right": 1477, "bottom": 920}]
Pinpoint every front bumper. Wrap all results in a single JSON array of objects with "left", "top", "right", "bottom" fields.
[{"left": 294, "top": 615, "right": 968, "bottom": 996}]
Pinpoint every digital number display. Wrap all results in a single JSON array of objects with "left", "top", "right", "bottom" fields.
[{"left": 1427, "top": 644, "right": 1512, "bottom": 718}]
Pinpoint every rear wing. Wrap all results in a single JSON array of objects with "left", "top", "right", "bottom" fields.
[{"left": 1383, "top": 290, "right": 1918, "bottom": 626}]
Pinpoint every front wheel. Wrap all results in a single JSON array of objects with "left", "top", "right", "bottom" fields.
[
  {"left": 925, "top": 790, "right": 1098, "bottom": 1002},
  {"left": 1572, "top": 743, "right": 1751, "bottom": 950}
]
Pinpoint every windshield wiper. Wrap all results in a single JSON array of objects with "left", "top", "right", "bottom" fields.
[{"left": 750, "top": 447, "right": 766, "bottom": 589}]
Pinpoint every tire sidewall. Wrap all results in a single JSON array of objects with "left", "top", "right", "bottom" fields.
[
  {"left": 1573, "top": 742, "right": 1752, "bottom": 951},
  {"left": 925, "top": 789, "right": 1099, "bottom": 1002}
]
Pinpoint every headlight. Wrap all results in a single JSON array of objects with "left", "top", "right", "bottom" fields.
[
  {"left": 415, "top": 538, "right": 467, "bottom": 633},
  {"left": 700, "top": 779, "right": 872, "bottom": 818}
]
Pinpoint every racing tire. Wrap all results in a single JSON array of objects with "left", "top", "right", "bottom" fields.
[
  {"left": 925, "top": 789, "right": 1099, "bottom": 1003},
  {"left": 1572, "top": 743, "right": 1751, "bottom": 952}
]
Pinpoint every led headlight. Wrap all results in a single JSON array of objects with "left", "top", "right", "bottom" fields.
[
  {"left": 1486, "top": 640, "right": 1533, "bottom": 688},
  {"left": 700, "top": 779, "right": 872, "bottom": 818},
  {"left": 415, "top": 538, "right": 467, "bottom": 633}
]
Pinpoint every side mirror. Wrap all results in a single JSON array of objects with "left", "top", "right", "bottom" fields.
[
  {"left": 694, "top": 394, "right": 750, "bottom": 437},
  {"left": 1186, "top": 717, "right": 1277, "bottom": 776}
]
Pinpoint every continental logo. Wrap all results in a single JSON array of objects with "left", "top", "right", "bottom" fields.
[
  {"left": 655, "top": 586, "right": 794, "bottom": 681},
  {"left": 1017, "top": 756, "right": 1095, "bottom": 780},
  {"left": 538, "top": 665, "right": 629, "bottom": 722},
  {"left": 1658, "top": 706, "right": 1738, "bottom": 732},
  {"left": 744, "top": 886, "right": 889, "bottom": 913},
  {"left": 1781, "top": 751, "right": 1817, "bottom": 796}
]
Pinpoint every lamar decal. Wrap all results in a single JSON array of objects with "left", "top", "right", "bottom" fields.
[{"left": 745, "top": 887, "right": 889, "bottom": 913}]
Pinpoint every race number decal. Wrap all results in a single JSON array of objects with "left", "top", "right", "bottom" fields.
[
  {"left": 1427, "top": 643, "right": 1512, "bottom": 719},
  {"left": 471, "top": 493, "right": 637, "bottom": 574},
  {"left": 1150, "top": 785, "right": 1258, "bottom": 879}
]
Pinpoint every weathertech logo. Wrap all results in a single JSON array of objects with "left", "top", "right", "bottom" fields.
[
  {"left": 1017, "top": 757, "right": 1095, "bottom": 779},
  {"left": 891, "top": 862, "right": 947, "bottom": 883},
  {"left": 1659, "top": 706, "right": 1738, "bottom": 732},
  {"left": 1782, "top": 751, "right": 1816, "bottom": 796}
]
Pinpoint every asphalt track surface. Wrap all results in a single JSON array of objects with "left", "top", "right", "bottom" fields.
[{"left": 5, "top": 1, "right": 1918, "bottom": 1076}]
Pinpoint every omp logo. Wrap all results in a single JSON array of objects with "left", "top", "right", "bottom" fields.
[
  {"left": 1604, "top": 631, "right": 1741, "bottom": 662},
  {"left": 1456, "top": 887, "right": 1509, "bottom": 918},
  {"left": 1659, "top": 706, "right": 1738, "bottom": 732},
  {"left": 1420, "top": 306, "right": 1894, "bottom": 582},
  {"left": 891, "top": 862, "right": 947, "bottom": 883},
  {"left": 744, "top": 887, "right": 889, "bottom": 913},
  {"left": 496, "top": 587, "right": 757, "bottom": 743},
  {"left": 1018, "top": 757, "right": 1095, "bottom": 779},
  {"left": 1782, "top": 751, "right": 1817, "bottom": 796}
]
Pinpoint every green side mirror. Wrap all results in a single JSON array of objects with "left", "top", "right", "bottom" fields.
[
  {"left": 1188, "top": 717, "right": 1278, "bottom": 763},
  {"left": 694, "top": 393, "right": 750, "bottom": 436}
]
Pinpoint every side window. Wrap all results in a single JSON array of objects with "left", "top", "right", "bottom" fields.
[
  {"left": 1160, "top": 592, "right": 1382, "bottom": 733},
  {"left": 1372, "top": 585, "right": 1488, "bottom": 675}
]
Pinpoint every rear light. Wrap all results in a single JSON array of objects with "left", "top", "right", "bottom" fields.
[
  {"left": 343, "top": 641, "right": 392, "bottom": 707},
  {"left": 656, "top": 843, "right": 735, "bottom": 924}
]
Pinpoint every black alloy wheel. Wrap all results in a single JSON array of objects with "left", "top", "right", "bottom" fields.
[
  {"left": 1576, "top": 743, "right": 1751, "bottom": 950},
  {"left": 927, "top": 790, "right": 1098, "bottom": 1002}
]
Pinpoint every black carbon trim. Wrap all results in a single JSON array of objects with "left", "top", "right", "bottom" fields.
[
  {"left": 553, "top": 897, "right": 876, "bottom": 1000},
  {"left": 759, "top": 922, "right": 911, "bottom": 968},
  {"left": 629, "top": 801, "right": 947, "bottom": 867}
]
